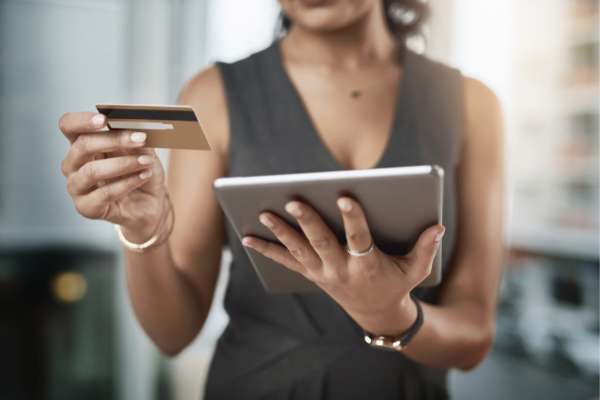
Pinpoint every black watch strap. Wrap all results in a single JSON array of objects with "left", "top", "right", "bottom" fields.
[{"left": 364, "top": 293, "right": 424, "bottom": 351}]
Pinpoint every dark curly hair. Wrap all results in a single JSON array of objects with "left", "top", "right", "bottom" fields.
[{"left": 276, "top": 0, "right": 430, "bottom": 44}]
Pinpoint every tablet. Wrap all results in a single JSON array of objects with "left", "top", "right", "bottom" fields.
[{"left": 213, "top": 165, "right": 444, "bottom": 293}]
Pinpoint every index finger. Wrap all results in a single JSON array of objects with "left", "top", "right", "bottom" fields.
[{"left": 59, "top": 112, "right": 107, "bottom": 144}]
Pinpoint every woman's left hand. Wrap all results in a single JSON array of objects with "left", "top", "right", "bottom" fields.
[{"left": 241, "top": 197, "right": 445, "bottom": 337}]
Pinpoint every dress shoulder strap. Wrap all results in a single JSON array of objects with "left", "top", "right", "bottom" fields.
[{"left": 402, "top": 50, "right": 464, "bottom": 167}]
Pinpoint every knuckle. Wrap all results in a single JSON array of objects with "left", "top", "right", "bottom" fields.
[
  {"left": 116, "top": 156, "right": 132, "bottom": 171},
  {"left": 76, "top": 134, "right": 91, "bottom": 154},
  {"left": 310, "top": 237, "right": 331, "bottom": 251},
  {"left": 359, "top": 265, "right": 378, "bottom": 281},
  {"left": 99, "top": 186, "right": 115, "bottom": 203},
  {"left": 73, "top": 198, "right": 85, "bottom": 215},
  {"left": 74, "top": 198, "right": 93, "bottom": 219},
  {"left": 348, "top": 230, "right": 370, "bottom": 244},
  {"left": 126, "top": 174, "right": 140, "bottom": 189},
  {"left": 324, "top": 267, "right": 348, "bottom": 284},
  {"left": 290, "top": 246, "right": 309, "bottom": 261},
  {"left": 65, "top": 177, "right": 74, "bottom": 194},
  {"left": 81, "top": 162, "right": 99, "bottom": 181},
  {"left": 109, "top": 157, "right": 124, "bottom": 173},
  {"left": 296, "top": 211, "right": 311, "bottom": 222},
  {"left": 58, "top": 113, "right": 69, "bottom": 132},
  {"left": 119, "top": 131, "right": 131, "bottom": 145},
  {"left": 61, "top": 157, "right": 70, "bottom": 176},
  {"left": 271, "top": 226, "right": 286, "bottom": 237},
  {"left": 111, "top": 131, "right": 123, "bottom": 147}
]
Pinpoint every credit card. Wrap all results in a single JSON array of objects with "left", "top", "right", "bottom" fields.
[{"left": 96, "top": 104, "right": 211, "bottom": 150}]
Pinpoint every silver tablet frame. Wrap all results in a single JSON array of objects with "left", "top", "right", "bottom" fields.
[{"left": 214, "top": 165, "right": 444, "bottom": 293}]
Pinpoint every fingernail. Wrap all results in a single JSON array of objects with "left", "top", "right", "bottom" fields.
[
  {"left": 259, "top": 215, "right": 274, "bottom": 228},
  {"left": 435, "top": 228, "right": 445, "bottom": 242},
  {"left": 130, "top": 132, "right": 147, "bottom": 143},
  {"left": 285, "top": 203, "right": 302, "bottom": 217},
  {"left": 92, "top": 114, "right": 105, "bottom": 126},
  {"left": 338, "top": 199, "right": 352, "bottom": 212},
  {"left": 139, "top": 169, "right": 152, "bottom": 179},
  {"left": 138, "top": 155, "right": 154, "bottom": 165},
  {"left": 242, "top": 238, "right": 253, "bottom": 248}
]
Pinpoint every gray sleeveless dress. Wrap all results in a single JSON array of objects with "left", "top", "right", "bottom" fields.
[{"left": 206, "top": 42, "right": 463, "bottom": 400}]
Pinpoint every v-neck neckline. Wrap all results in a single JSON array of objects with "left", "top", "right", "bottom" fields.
[{"left": 273, "top": 41, "right": 409, "bottom": 171}]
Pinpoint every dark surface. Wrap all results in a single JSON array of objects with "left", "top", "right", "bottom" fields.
[{"left": 0, "top": 249, "right": 117, "bottom": 400}]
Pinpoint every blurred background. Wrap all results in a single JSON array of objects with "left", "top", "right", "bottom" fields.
[{"left": 0, "top": 0, "right": 598, "bottom": 399}]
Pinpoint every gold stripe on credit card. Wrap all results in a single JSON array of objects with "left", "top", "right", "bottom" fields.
[{"left": 96, "top": 104, "right": 211, "bottom": 150}]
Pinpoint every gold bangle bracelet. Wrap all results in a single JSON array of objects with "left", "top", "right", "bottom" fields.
[{"left": 114, "top": 192, "right": 174, "bottom": 253}]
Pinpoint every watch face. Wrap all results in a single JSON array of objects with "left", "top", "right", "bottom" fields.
[
  {"left": 371, "top": 343, "right": 401, "bottom": 352},
  {"left": 365, "top": 335, "right": 403, "bottom": 351}
]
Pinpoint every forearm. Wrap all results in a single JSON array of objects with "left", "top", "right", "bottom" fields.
[
  {"left": 124, "top": 243, "right": 212, "bottom": 356},
  {"left": 400, "top": 299, "right": 494, "bottom": 370}
]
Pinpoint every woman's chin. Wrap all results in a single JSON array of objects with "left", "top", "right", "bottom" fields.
[
  {"left": 294, "top": 19, "right": 355, "bottom": 34},
  {"left": 282, "top": 0, "right": 375, "bottom": 34},
  {"left": 297, "top": 0, "right": 332, "bottom": 6},
  {"left": 291, "top": 11, "right": 367, "bottom": 34}
]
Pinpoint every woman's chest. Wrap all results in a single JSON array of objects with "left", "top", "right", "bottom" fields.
[
  {"left": 286, "top": 66, "right": 403, "bottom": 170},
  {"left": 227, "top": 73, "right": 426, "bottom": 178},
  {"left": 300, "top": 90, "right": 399, "bottom": 170}
]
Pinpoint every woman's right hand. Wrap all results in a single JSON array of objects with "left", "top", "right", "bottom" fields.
[{"left": 59, "top": 111, "right": 167, "bottom": 243}]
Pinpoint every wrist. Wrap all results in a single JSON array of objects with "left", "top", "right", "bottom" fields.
[
  {"left": 359, "top": 293, "right": 418, "bottom": 337},
  {"left": 119, "top": 221, "right": 158, "bottom": 244},
  {"left": 117, "top": 191, "right": 173, "bottom": 248},
  {"left": 363, "top": 293, "right": 424, "bottom": 351}
]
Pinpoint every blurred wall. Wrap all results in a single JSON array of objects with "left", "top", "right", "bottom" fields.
[
  {"left": 0, "top": 0, "right": 129, "bottom": 249},
  {"left": 0, "top": 1, "right": 209, "bottom": 399}
]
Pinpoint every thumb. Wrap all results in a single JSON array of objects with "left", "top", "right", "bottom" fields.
[{"left": 407, "top": 224, "right": 445, "bottom": 268}]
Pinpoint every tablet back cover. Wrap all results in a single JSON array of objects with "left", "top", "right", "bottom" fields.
[{"left": 214, "top": 166, "right": 443, "bottom": 293}]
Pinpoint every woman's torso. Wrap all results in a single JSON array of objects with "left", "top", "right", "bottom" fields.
[{"left": 205, "top": 42, "right": 463, "bottom": 400}]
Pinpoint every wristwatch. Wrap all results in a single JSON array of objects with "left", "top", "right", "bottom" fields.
[{"left": 364, "top": 293, "right": 423, "bottom": 351}]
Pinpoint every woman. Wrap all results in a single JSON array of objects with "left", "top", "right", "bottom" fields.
[{"left": 59, "top": 0, "right": 504, "bottom": 398}]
